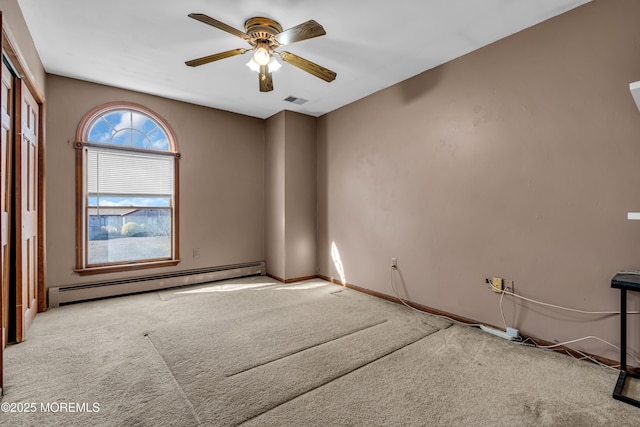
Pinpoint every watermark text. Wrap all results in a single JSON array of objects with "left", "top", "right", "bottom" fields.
[{"left": 1, "top": 401, "right": 101, "bottom": 413}]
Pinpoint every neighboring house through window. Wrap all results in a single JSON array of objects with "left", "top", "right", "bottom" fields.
[{"left": 75, "top": 102, "right": 180, "bottom": 274}]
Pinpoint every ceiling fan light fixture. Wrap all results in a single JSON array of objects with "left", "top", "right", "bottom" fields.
[
  {"left": 247, "top": 56, "right": 280, "bottom": 73},
  {"left": 268, "top": 56, "right": 281, "bottom": 72},
  {"left": 246, "top": 59, "right": 261, "bottom": 73},
  {"left": 252, "top": 43, "right": 271, "bottom": 66}
]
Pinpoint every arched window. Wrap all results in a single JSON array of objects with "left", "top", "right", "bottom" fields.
[{"left": 75, "top": 102, "right": 180, "bottom": 274}]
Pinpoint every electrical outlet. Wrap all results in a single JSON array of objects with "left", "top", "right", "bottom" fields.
[
  {"left": 505, "top": 279, "right": 514, "bottom": 290},
  {"left": 391, "top": 258, "right": 398, "bottom": 269},
  {"left": 491, "top": 277, "right": 503, "bottom": 293},
  {"left": 193, "top": 248, "right": 200, "bottom": 259}
]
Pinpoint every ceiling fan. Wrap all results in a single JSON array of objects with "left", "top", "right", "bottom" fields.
[{"left": 185, "top": 13, "right": 337, "bottom": 92}]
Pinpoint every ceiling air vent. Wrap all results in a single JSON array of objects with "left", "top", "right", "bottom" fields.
[{"left": 284, "top": 96, "right": 308, "bottom": 105}]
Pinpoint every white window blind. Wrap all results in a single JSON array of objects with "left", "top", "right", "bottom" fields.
[{"left": 86, "top": 147, "right": 174, "bottom": 197}]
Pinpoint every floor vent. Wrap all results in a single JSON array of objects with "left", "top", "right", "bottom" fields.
[{"left": 48, "top": 261, "right": 266, "bottom": 307}]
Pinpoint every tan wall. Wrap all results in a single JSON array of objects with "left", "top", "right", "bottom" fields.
[
  {"left": 284, "top": 111, "right": 317, "bottom": 279},
  {"left": 265, "top": 112, "right": 286, "bottom": 279},
  {"left": 0, "top": 0, "right": 45, "bottom": 94},
  {"left": 46, "top": 75, "right": 264, "bottom": 287},
  {"left": 318, "top": 0, "right": 640, "bottom": 361},
  {"left": 265, "top": 111, "right": 317, "bottom": 280}
]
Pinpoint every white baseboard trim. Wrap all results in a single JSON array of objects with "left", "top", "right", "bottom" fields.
[{"left": 48, "top": 261, "right": 266, "bottom": 307}]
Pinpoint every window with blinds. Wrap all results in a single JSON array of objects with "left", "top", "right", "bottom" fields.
[
  {"left": 87, "top": 148, "right": 174, "bottom": 200},
  {"left": 75, "top": 103, "right": 180, "bottom": 273}
]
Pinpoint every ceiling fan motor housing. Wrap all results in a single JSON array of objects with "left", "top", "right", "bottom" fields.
[{"left": 244, "top": 17, "right": 283, "bottom": 47}]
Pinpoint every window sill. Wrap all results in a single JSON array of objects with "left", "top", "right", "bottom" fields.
[{"left": 75, "top": 259, "right": 181, "bottom": 276}]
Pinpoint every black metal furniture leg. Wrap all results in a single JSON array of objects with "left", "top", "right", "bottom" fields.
[{"left": 612, "top": 274, "right": 640, "bottom": 408}]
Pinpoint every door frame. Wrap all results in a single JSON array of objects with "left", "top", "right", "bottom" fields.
[
  {"left": 0, "top": 13, "right": 46, "bottom": 393},
  {"left": 0, "top": 55, "right": 16, "bottom": 396},
  {"left": 1, "top": 15, "right": 46, "bottom": 312}
]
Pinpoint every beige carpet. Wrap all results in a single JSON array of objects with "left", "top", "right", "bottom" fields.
[{"left": 1, "top": 276, "right": 639, "bottom": 426}]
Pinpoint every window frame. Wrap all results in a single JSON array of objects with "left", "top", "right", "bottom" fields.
[{"left": 74, "top": 102, "right": 180, "bottom": 275}]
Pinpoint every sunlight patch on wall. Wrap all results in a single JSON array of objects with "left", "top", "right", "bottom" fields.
[{"left": 331, "top": 241, "right": 347, "bottom": 284}]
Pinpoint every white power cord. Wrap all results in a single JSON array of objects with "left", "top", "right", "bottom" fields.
[
  {"left": 500, "top": 288, "right": 508, "bottom": 330},
  {"left": 390, "top": 266, "right": 640, "bottom": 370},
  {"left": 517, "top": 336, "right": 622, "bottom": 371},
  {"left": 496, "top": 286, "right": 640, "bottom": 315},
  {"left": 390, "top": 266, "right": 483, "bottom": 327},
  {"left": 497, "top": 284, "right": 640, "bottom": 368}
]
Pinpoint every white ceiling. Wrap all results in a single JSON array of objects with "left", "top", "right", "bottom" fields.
[{"left": 17, "top": 0, "right": 590, "bottom": 119}]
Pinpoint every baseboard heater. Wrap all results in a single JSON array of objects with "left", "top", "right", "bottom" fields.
[{"left": 48, "top": 261, "right": 266, "bottom": 307}]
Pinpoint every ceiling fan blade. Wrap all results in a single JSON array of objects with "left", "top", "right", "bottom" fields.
[
  {"left": 259, "top": 65, "right": 273, "bottom": 92},
  {"left": 185, "top": 48, "right": 248, "bottom": 67},
  {"left": 275, "top": 20, "right": 326, "bottom": 45},
  {"left": 188, "top": 13, "right": 250, "bottom": 40},
  {"left": 277, "top": 51, "right": 337, "bottom": 82}
]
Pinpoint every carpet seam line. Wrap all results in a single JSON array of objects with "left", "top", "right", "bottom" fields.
[
  {"left": 144, "top": 333, "right": 203, "bottom": 426},
  {"left": 225, "top": 319, "right": 389, "bottom": 377},
  {"left": 235, "top": 327, "right": 443, "bottom": 426}
]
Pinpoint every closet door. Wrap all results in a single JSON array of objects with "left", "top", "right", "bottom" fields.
[
  {"left": 1, "top": 60, "right": 13, "bottom": 391},
  {"left": 14, "top": 80, "right": 38, "bottom": 342}
]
